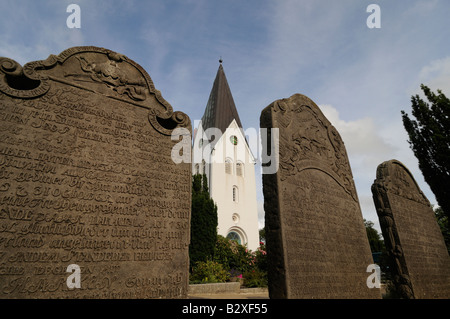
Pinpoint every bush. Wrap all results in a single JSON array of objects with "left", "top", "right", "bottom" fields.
[
  {"left": 255, "top": 242, "right": 267, "bottom": 272},
  {"left": 212, "top": 236, "right": 268, "bottom": 288},
  {"left": 190, "top": 260, "right": 229, "bottom": 284},
  {"left": 213, "top": 235, "right": 254, "bottom": 273},
  {"left": 229, "top": 268, "right": 243, "bottom": 282},
  {"left": 243, "top": 269, "right": 268, "bottom": 288}
]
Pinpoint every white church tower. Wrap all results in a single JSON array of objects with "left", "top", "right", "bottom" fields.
[{"left": 192, "top": 61, "right": 260, "bottom": 251}]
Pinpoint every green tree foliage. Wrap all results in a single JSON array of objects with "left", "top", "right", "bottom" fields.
[
  {"left": 434, "top": 206, "right": 450, "bottom": 254},
  {"left": 213, "top": 235, "right": 268, "bottom": 288},
  {"left": 190, "top": 260, "right": 229, "bottom": 283},
  {"left": 364, "top": 219, "right": 385, "bottom": 253},
  {"left": 189, "top": 174, "right": 218, "bottom": 268},
  {"left": 364, "top": 220, "right": 390, "bottom": 285},
  {"left": 213, "top": 235, "right": 253, "bottom": 273},
  {"left": 259, "top": 227, "right": 266, "bottom": 244},
  {"left": 401, "top": 85, "right": 450, "bottom": 220}
]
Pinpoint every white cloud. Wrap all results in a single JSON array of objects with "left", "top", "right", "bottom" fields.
[
  {"left": 0, "top": 1, "right": 85, "bottom": 65},
  {"left": 415, "top": 56, "right": 450, "bottom": 96},
  {"left": 359, "top": 194, "right": 380, "bottom": 232},
  {"left": 320, "top": 104, "right": 401, "bottom": 232},
  {"left": 257, "top": 200, "right": 265, "bottom": 230},
  {"left": 320, "top": 104, "right": 397, "bottom": 163},
  {"left": 319, "top": 102, "right": 439, "bottom": 233}
]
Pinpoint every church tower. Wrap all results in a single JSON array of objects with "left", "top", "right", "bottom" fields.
[{"left": 192, "top": 61, "right": 260, "bottom": 251}]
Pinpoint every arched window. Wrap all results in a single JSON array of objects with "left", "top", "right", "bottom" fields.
[
  {"left": 202, "top": 160, "right": 206, "bottom": 174},
  {"left": 227, "top": 231, "right": 241, "bottom": 244},
  {"left": 232, "top": 185, "right": 238, "bottom": 202},
  {"left": 225, "top": 158, "right": 232, "bottom": 174},
  {"left": 236, "top": 162, "right": 244, "bottom": 177}
]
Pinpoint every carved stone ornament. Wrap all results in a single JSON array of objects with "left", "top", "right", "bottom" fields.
[
  {"left": 261, "top": 94, "right": 380, "bottom": 299},
  {"left": 270, "top": 94, "right": 357, "bottom": 201},
  {"left": 372, "top": 160, "right": 450, "bottom": 299},
  {"left": 0, "top": 46, "right": 190, "bottom": 135},
  {"left": 0, "top": 47, "right": 191, "bottom": 299}
]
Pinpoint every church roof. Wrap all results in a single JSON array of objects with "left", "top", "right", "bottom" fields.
[{"left": 201, "top": 63, "right": 243, "bottom": 134}]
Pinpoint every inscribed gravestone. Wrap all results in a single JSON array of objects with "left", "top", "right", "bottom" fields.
[
  {"left": 260, "top": 93, "right": 380, "bottom": 298},
  {"left": 372, "top": 160, "right": 450, "bottom": 299},
  {"left": 0, "top": 46, "right": 191, "bottom": 298}
]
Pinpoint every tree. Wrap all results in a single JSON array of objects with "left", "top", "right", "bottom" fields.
[
  {"left": 401, "top": 84, "right": 450, "bottom": 220},
  {"left": 259, "top": 227, "right": 266, "bottom": 244},
  {"left": 434, "top": 206, "right": 450, "bottom": 254},
  {"left": 364, "top": 220, "right": 390, "bottom": 283},
  {"left": 189, "top": 174, "right": 218, "bottom": 268},
  {"left": 364, "top": 219, "right": 384, "bottom": 253}
]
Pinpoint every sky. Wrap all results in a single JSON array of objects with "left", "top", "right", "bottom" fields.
[{"left": 1, "top": 0, "right": 449, "bottom": 234}]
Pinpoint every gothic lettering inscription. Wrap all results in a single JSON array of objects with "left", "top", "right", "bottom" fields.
[
  {"left": 261, "top": 94, "right": 379, "bottom": 299},
  {"left": 0, "top": 47, "right": 191, "bottom": 298},
  {"left": 372, "top": 160, "right": 450, "bottom": 299}
]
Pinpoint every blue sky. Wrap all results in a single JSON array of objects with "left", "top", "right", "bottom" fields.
[{"left": 1, "top": 0, "right": 449, "bottom": 232}]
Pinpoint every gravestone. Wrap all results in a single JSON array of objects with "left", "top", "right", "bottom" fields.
[
  {"left": 372, "top": 160, "right": 450, "bottom": 299},
  {"left": 0, "top": 47, "right": 191, "bottom": 298},
  {"left": 260, "top": 93, "right": 380, "bottom": 299}
]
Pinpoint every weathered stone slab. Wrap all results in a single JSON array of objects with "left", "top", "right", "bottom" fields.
[
  {"left": 260, "top": 93, "right": 379, "bottom": 299},
  {"left": 0, "top": 47, "right": 191, "bottom": 298},
  {"left": 372, "top": 159, "right": 450, "bottom": 299}
]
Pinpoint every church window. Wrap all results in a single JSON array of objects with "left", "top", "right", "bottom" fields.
[
  {"left": 236, "top": 162, "right": 243, "bottom": 177},
  {"left": 232, "top": 186, "right": 238, "bottom": 202},
  {"left": 202, "top": 160, "right": 206, "bottom": 174},
  {"left": 225, "top": 158, "right": 232, "bottom": 174},
  {"left": 230, "top": 135, "right": 238, "bottom": 145},
  {"left": 227, "top": 231, "right": 241, "bottom": 245}
]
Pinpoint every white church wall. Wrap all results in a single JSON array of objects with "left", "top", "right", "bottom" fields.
[
  {"left": 209, "top": 121, "right": 260, "bottom": 252},
  {"left": 192, "top": 118, "right": 260, "bottom": 252}
]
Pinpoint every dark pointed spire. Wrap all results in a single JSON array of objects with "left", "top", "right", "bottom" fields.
[{"left": 201, "top": 62, "right": 243, "bottom": 137}]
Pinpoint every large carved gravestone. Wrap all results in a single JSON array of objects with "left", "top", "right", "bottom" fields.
[
  {"left": 260, "top": 94, "right": 379, "bottom": 298},
  {"left": 0, "top": 47, "right": 191, "bottom": 298},
  {"left": 372, "top": 160, "right": 450, "bottom": 299}
]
